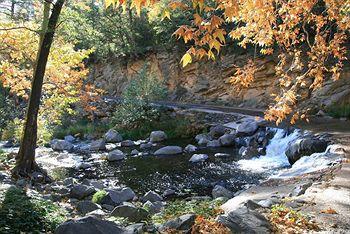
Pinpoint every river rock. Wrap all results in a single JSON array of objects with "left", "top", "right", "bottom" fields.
[
  {"left": 219, "top": 134, "right": 235, "bottom": 147},
  {"left": 159, "top": 214, "right": 197, "bottom": 232},
  {"left": 51, "top": 139, "right": 74, "bottom": 152},
  {"left": 150, "top": 131, "right": 167, "bottom": 143},
  {"left": 292, "top": 182, "right": 312, "bottom": 196},
  {"left": 111, "top": 203, "right": 149, "bottom": 222},
  {"left": 131, "top": 149, "right": 140, "bottom": 156},
  {"left": 239, "top": 146, "right": 259, "bottom": 159},
  {"left": 141, "top": 190, "right": 163, "bottom": 202},
  {"left": 107, "top": 149, "right": 125, "bottom": 161},
  {"left": 125, "top": 223, "right": 145, "bottom": 234},
  {"left": 209, "top": 125, "right": 227, "bottom": 138},
  {"left": 195, "top": 134, "right": 212, "bottom": 145},
  {"left": 236, "top": 121, "right": 258, "bottom": 137},
  {"left": 69, "top": 184, "right": 95, "bottom": 200},
  {"left": 163, "top": 189, "right": 176, "bottom": 197},
  {"left": 214, "top": 153, "right": 231, "bottom": 158},
  {"left": 140, "top": 142, "right": 153, "bottom": 150},
  {"left": 189, "top": 154, "right": 208, "bottom": 163},
  {"left": 154, "top": 146, "right": 182, "bottom": 155},
  {"left": 64, "top": 135, "right": 76, "bottom": 143},
  {"left": 101, "top": 187, "right": 136, "bottom": 206},
  {"left": 121, "top": 140, "right": 135, "bottom": 147},
  {"left": 55, "top": 216, "right": 125, "bottom": 234},
  {"left": 104, "top": 129, "right": 123, "bottom": 143},
  {"left": 184, "top": 144, "right": 197, "bottom": 153},
  {"left": 217, "top": 207, "right": 271, "bottom": 233},
  {"left": 90, "top": 139, "right": 106, "bottom": 151},
  {"left": 75, "top": 162, "right": 92, "bottom": 170},
  {"left": 76, "top": 201, "right": 100, "bottom": 215},
  {"left": 212, "top": 185, "right": 234, "bottom": 199},
  {"left": 143, "top": 201, "right": 164, "bottom": 214},
  {"left": 286, "top": 138, "right": 328, "bottom": 165},
  {"left": 207, "top": 140, "right": 221, "bottom": 147}
]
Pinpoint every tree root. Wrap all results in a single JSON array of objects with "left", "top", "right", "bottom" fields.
[{"left": 11, "top": 161, "right": 52, "bottom": 183}]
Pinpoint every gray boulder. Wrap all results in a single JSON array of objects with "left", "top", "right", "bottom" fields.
[
  {"left": 239, "top": 146, "right": 259, "bottom": 159},
  {"left": 51, "top": 139, "right": 74, "bottom": 151},
  {"left": 107, "top": 149, "right": 125, "bottom": 161},
  {"left": 189, "top": 154, "right": 208, "bottom": 163},
  {"left": 286, "top": 138, "right": 328, "bottom": 165},
  {"left": 154, "top": 146, "right": 182, "bottom": 155},
  {"left": 101, "top": 187, "right": 136, "bottom": 206},
  {"left": 131, "top": 149, "right": 140, "bottom": 156},
  {"left": 143, "top": 201, "right": 164, "bottom": 215},
  {"left": 219, "top": 134, "right": 235, "bottom": 147},
  {"left": 76, "top": 201, "right": 100, "bottom": 215},
  {"left": 64, "top": 135, "right": 76, "bottom": 143},
  {"left": 111, "top": 203, "right": 149, "bottom": 222},
  {"left": 55, "top": 216, "right": 125, "bottom": 234},
  {"left": 125, "top": 223, "right": 145, "bottom": 234},
  {"left": 141, "top": 190, "right": 163, "bottom": 202},
  {"left": 195, "top": 134, "right": 212, "bottom": 145},
  {"left": 212, "top": 185, "right": 234, "bottom": 199},
  {"left": 90, "top": 139, "right": 106, "bottom": 151},
  {"left": 69, "top": 184, "right": 95, "bottom": 200},
  {"left": 236, "top": 121, "right": 258, "bottom": 137},
  {"left": 207, "top": 140, "right": 221, "bottom": 147},
  {"left": 184, "top": 144, "right": 197, "bottom": 153},
  {"left": 140, "top": 142, "right": 153, "bottom": 150},
  {"left": 159, "top": 214, "right": 196, "bottom": 232},
  {"left": 104, "top": 129, "right": 123, "bottom": 143},
  {"left": 209, "top": 125, "right": 227, "bottom": 138},
  {"left": 150, "top": 131, "right": 167, "bottom": 143},
  {"left": 121, "top": 140, "right": 135, "bottom": 147},
  {"left": 217, "top": 207, "right": 271, "bottom": 233}
]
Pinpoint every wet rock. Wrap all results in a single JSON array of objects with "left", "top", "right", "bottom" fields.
[
  {"left": 107, "top": 149, "right": 125, "bottom": 161},
  {"left": 236, "top": 121, "right": 258, "bottom": 137},
  {"left": 195, "top": 134, "right": 212, "bottom": 145},
  {"left": 76, "top": 201, "right": 100, "bottom": 215},
  {"left": 219, "top": 134, "right": 235, "bottom": 147},
  {"left": 189, "top": 154, "right": 208, "bottom": 163},
  {"left": 154, "top": 146, "right": 182, "bottom": 155},
  {"left": 140, "top": 142, "right": 153, "bottom": 150},
  {"left": 217, "top": 207, "right": 271, "bottom": 233},
  {"left": 51, "top": 139, "right": 74, "bottom": 152},
  {"left": 214, "top": 153, "right": 231, "bottom": 158},
  {"left": 55, "top": 216, "right": 125, "bottom": 234},
  {"left": 143, "top": 201, "right": 164, "bottom": 214},
  {"left": 209, "top": 125, "right": 227, "bottom": 138},
  {"left": 207, "top": 140, "right": 221, "bottom": 147},
  {"left": 101, "top": 187, "right": 136, "bottom": 206},
  {"left": 104, "top": 129, "right": 123, "bottom": 143},
  {"left": 292, "top": 182, "right": 312, "bottom": 196},
  {"left": 239, "top": 146, "right": 259, "bottom": 159},
  {"left": 111, "top": 203, "right": 149, "bottom": 222},
  {"left": 150, "top": 131, "right": 167, "bottom": 143},
  {"left": 69, "top": 184, "right": 95, "bottom": 200},
  {"left": 142, "top": 190, "right": 163, "bottom": 202},
  {"left": 258, "top": 147, "right": 266, "bottom": 155},
  {"left": 121, "top": 140, "right": 135, "bottom": 147},
  {"left": 184, "top": 144, "right": 197, "bottom": 153},
  {"left": 286, "top": 138, "right": 328, "bottom": 165},
  {"left": 212, "top": 185, "right": 234, "bottom": 199},
  {"left": 90, "top": 139, "right": 106, "bottom": 152},
  {"left": 159, "top": 214, "right": 196, "bottom": 232}
]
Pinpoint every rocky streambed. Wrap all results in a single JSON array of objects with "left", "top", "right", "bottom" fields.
[{"left": 0, "top": 112, "right": 348, "bottom": 233}]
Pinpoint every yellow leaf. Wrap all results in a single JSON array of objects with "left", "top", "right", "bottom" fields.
[
  {"left": 181, "top": 53, "right": 192, "bottom": 67},
  {"left": 162, "top": 10, "right": 171, "bottom": 20},
  {"left": 105, "top": 0, "right": 115, "bottom": 8}
]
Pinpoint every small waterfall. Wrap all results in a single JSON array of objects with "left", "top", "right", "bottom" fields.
[{"left": 237, "top": 128, "right": 301, "bottom": 172}]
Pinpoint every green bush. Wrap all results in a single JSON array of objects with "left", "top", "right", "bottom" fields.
[
  {"left": 327, "top": 104, "right": 350, "bottom": 118},
  {"left": 113, "top": 66, "right": 167, "bottom": 130},
  {"left": 92, "top": 190, "right": 108, "bottom": 204},
  {"left": 0, "top": 85, "right": 19, "bottom": 139},
  {"left": 0, "top": 187, "right": 67, "bottom": 233}
]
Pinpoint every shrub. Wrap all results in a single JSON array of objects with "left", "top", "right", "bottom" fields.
[
  {"left": 327, "top": 104, "right": 350, "bottom": 118},
  {"left": 92, "top": 190, "right": 108, "bottom": 204},
  {"left": 0, "top": 187, "right": 67, "bottom": 233}
]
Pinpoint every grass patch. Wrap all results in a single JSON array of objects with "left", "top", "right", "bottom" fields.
[
  {"left": 0, "top": 186, "right": 67, "bottom": 233},
  {"left": 92, "top": 190, "right": 108, "bottom": 204},
  {"left": 49, "top": 167, "right": 70, "bottom": 181},
  {"left": 152, "top": 199, "right": 225, "bottom": 224},
  {"left": 326, "top": 104, "right": 350, "bottom": 118},
  {"left": 0, "top": 149, "right": 6, "bottom": 163}
]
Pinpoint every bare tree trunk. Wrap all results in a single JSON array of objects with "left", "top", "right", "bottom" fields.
[{"left": 12, "top": 0, "right": 65, "bottom": 178}]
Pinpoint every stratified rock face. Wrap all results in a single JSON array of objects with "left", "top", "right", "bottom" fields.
[
  {"left": 285, "top": 138, "right": 328, "bottom": 165},
  {"left": 90, "top": 51, "right": 350, "bottom": 111},
  {"left": 55, "top": 216, "right": 125, "bottom": 234}
]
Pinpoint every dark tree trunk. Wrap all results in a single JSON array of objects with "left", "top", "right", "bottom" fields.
[{"left": 12, "top": 0, "right": 65, "bottom": 178}]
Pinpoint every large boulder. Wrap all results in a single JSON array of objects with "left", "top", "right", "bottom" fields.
[
  {"left": 154, "top": 146, "right": 182, "bottom": 155},
  {"left": 76, "top": 201, "right": 100, "bottom": 215},
  {"left": 69, "top": 184, "right": 95, "bottom": 200},
  {"left": 219, "top": 134, "right": 235, "bottom": 147},
  {"left": 159, "top": 214, "right": 196, "bottom": 232},
  {"left": 217, "top": 207, "right": 271, "bottom": 233},
  {"left": 104, "top": 129, "right": 123, "bottom": 143},
  {"left": 101, "top": 187, "right": 136, "bottom": 206},
  {"left": 236, "top": 121, "right": 259, "bottom": 137},
  {"left": 121, "top": 140, "right": 135, "bottom": 147},
  {"left": 212, "top": 185, "right": 234, "bottom": 199},
  {"left": 111, "top": 203, "right": 149, "bottom": 222},
  {"left": 90, "top": 139, "right": 106, "bottom": 151},
  {"left": 55, "top": 216, "right": 125, "bottom": 234},
  {"left": 209, "top": 125, "right": 227, "bottom": 138},
  {"left": 141, "top": 190, "right": 163, "bottom": 202},
  {"left": 189, "top": 154, "right": 208, "bottom": 163},
  {"left": 143, "top": 201, "right": 164, "bottom": 215},
  {"left": 285, "top": 138, "right": 328, "bottom": 165},
  {"left": 107, "top": 149, "right": 125, "bottom": 161},
  {"left": 51, "top": 139, "right": 74, "bottom": 152},
  {"left": 150, "top": 131, "right": 168, "bottom": 143}
]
